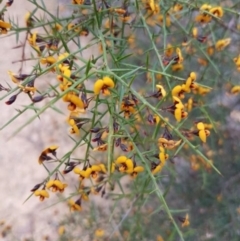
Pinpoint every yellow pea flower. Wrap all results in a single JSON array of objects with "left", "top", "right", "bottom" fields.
[
  {"left": 209, "top": 7, "right": 223, "bottom": 18},
  {"left": 156, "top": 235, "right": 164, "bottom": 241},
  {"left": 184, "top": 72, "right": 197, "bottom": 93},
  {"left": 93, "top": 76, "right": 115, "bottom": 95},
  {"left": 158, "top": 137, "right": 182, "bottom": 150},
  {"left": 93, "top": 143, "right": 108, "bottom": 151},
  {"left": 158, "top": 14, "right": 171, "bottom": 27},
  {"left": 58, "top": 226, "right": 65, "bottom": 236},
  {"left": 164, "top": 43, "right": 174, "bottom": 58},
  {"left": 99, "top": 163, "right": 115, "bottom": 173},
  {"left": 89, "top": 165, "right": 103, "bottom": 179},
  {"left": 131, "top": 166, "right": 144, "bottom": 178},
  {"left": 195, "top": 14, "right": 212, "bottom": 23},
  {"left": 38, "top": 145, "right": 58, "bottom": 164},
  {"left": 63, "top": 93, "right": 84, "bottom": 109},
  {"left": 95, "top": 228, "right": 105, "bottom": 237},
  {"left": 200, "top": 4, "right": 212, "bottom": 11},
  {"left": 172, "top": 63, "right": 184, "bottom": 71},
  {"left": 231, "top": 85, "right": 240, "bottom": 94},
  {"left": 215, "top": 38, "right": 231, "bottom": 51},
  {"left": 115, "top": 156, "right": 134, "bottom": 174},
  {"left": 25, "top": 12, "right": 35, "bottom": 27},
  {"left": 172, "top": 96, "right": 183, "bottom": 108},
  {"left": 159, "top": 147, "right": 169, "bottom": 163},
  {"left": 68, "top": 199, "right": 82, "bottom": 211},
  {"left": 172, "top": 3, "right": 183, "bottom": 12},
  {"left": 172, "top": 85, "right": 185, "bottom": 99},
  {"left": 151, "top": 159, "right": 165, "bottom": 174},
  {"left": 193, "top": 84, "right": 211, "bottom": 95},
  {"left": 7, "top": 71, "right": 32, "bottom": 84},
  {"left": 185, "top": 97, "right": 193, "bottom": 112},
  {"left": 121, "top": 98, "right": 136, "bottom": 118},
  {"left": 156, "top": 85, "right": 166, "bottom": 98},
  {"left": 68, "top": 118, "right": 80, "bottom": 135},
  {"left": 115, "top": 155, "right": 144, "bottom": 177},
  {"left": 165, "top": 96, "right": 187, "bottom": 121},
  {"left": 34, "top": 189, "right": 49, "bottom": 201},
  {"left": 27, "top": 32, "right": 38, "bottom": 46},
  {"left": 40, "top": 56, "right": 57, "bottom": 65},
  {"left": 0, "top": 20, "right": 11, "bottom": 34},
  {"left": 233, "top": 55, "right": 240, "bottom": 71},
  {"left": 176, "top": 48, "right": 183, "bottom": 63},
  {"left": 72, "top": 0, "right": 84, "bottom": 4},
  {"left": 153, "top": 114, "right": 161, "bottom": 124},
  {"left": 195, "top": 4, "right": 215, "bottom": 23},
  {"left": 196, "top": 122, "right": 210, "bottom": 143},
  {"left": 74, "top": 167, "right": 92, "bottom": 180},
  {"left": 178, "top": 214, "right": 190, "bottom": 227},
  {"left": 46, "top": 179, "right": 67, "bottom": 193},
  {"left": 145, "top": 0, "right": 160, "bottom": 14},
  {"left": 192, "top": 27, "right": 198, "bottom": 38}
]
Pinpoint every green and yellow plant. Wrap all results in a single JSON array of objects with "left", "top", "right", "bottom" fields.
[{"left": 1, "top": 0, "right": 240, "bottom": 240}]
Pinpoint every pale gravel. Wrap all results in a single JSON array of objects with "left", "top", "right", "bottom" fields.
[{"left": 0, "top": 1, "right": 93, "bottom": 240}]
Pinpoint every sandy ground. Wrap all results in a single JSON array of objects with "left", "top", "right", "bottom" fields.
[{"left": 0, "top": 1, "right": 93, "bottom": 240}]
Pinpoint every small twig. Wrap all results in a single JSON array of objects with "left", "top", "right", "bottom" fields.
[{"left": 18, "top": 32, "right": 29, "bottom": 74}]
